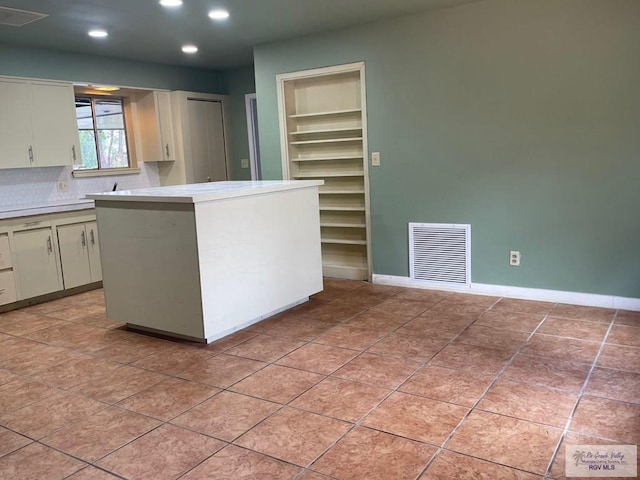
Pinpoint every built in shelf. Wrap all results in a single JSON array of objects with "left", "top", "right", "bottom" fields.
[
  {"left": 293, "top": 172, "right": 364, "bottom": 179},
  {"left": 289, "top": 108, "right": 362, "bottom": 118},
  {"left": 292, "top": 155, "right": 363, "bottom": 162},
  {"left": 290, "top": 127, "right": 362, "bottom": 136},
  {"left": 321, "top": 238, "right": 367, "bottom": 245},
  {"left": 290, "top": 137, "right": 363, "bottom": 145}
]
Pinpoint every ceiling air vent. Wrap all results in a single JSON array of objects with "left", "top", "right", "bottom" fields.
[
  {"left": 0, "top": 6, "right": 48, "bottom": 27},
  {"left": 409, "top": 223, "right": 471, "bottom": 286}
]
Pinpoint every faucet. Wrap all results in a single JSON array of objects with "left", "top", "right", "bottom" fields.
[{"left": 112, "top": 182, "right": 118, "bottom": 191}]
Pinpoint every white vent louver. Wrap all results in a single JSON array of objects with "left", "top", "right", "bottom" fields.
[
  {"left": 409, "top": 223, "right": 471, "bottom": 286},
  {"left": 0, "top": 6, "right": 48, "bottom": 26}
]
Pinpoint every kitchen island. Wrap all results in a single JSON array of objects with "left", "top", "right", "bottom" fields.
[{"left": 88, "top": 180, "right": 323, "bottom": 343}]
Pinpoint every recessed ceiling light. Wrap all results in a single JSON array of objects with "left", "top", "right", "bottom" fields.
[
  {"left": 208, "top": 9, "right": 229, "bottom": 20},
  {"left": 88, "top": 29, "right": 108, "bottom": 38},
  {"left": 182, "top": 44, "right": 198, "bottom": 54},
  {"left": 159, "top": 0, "right": 183, "bottom": 7}
]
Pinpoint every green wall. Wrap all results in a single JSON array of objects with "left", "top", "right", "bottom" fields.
[
  {"left": 0, "top": 44, "right": 224, "bottom": 92},
  {"left": 254, "top": 0, "right": 640, "bottom": 298},
  {"left": 221, "top": 66, "right": 256, "bottom": 180}
]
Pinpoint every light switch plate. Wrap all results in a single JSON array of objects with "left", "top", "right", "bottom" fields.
[{"left": 371, "top": 152, "right": 381, "bottom": 167}]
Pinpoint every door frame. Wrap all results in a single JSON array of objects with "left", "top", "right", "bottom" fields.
[
  {"left": 167, "top": 91, "right": 233, "bottom": 184},
  {"left": 245, "top": 93, "right": 261, "bottom": 180}
]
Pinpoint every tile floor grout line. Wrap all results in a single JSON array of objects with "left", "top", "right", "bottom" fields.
[
  {"left": 542, "top": 312, "right": 617, "bottom": 480},
  {"left": 415, "top": 305, "right": 554, "bottom": 479}
]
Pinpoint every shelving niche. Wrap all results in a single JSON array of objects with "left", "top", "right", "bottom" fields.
[{"left": 278, "top": 63, "right": 371, "bottom": 280}]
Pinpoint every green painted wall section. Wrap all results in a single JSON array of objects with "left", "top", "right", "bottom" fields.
[
  {"left": 0, "top": 44, "right": 224, "bottom": 92},
  {"left": 221, "top": 66, "right": 256, "bottom": 180},
  {"left": 254, "top": 0, "right": 640, "bottom": 298}
]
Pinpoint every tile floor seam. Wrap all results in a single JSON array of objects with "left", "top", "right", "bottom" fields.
[
  {"left": 287, "top": 298, "right": 503, "bottom": 478},
  {"left": 542, "top": 312, "right": 617, "bottom": 479},
  {"left": 416, "top": 308, "right": 551, "bottom": 478}
]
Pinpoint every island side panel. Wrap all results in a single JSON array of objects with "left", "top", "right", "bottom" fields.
[
  {"left": 95, "top": 200, "right": 206, "bottom": 339},
  {"left": 194, "top": 186, "right": 323, "bottom": 341}
]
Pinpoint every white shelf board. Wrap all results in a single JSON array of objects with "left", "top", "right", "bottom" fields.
[
  {"left": 293, "top": 172, "right": 364, "bottom": 178},
  {"left": 292, "top": 155, "right": 363, "bottom": 162},
  {"left": 289, "top": 108, "right": 361, "bottom": 118},
  {"left": 290, "top": 137, "right": 363, "bottom": 145},
  {"left": 319, "top": 190, "right": 365, "bottom": 195},
  {"left": 321, "top": 238, "right": 367, "bottom": 245},
  {"left": 290, "top": 127, "right": 362, "bottom": 136},
  {"left": 320, "top": 206, "right": 366, "bottom": 211},
  {"left": 320, "top": 222, "right": 366, "bottom": 228}
]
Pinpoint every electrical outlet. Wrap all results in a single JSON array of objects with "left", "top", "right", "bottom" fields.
[
  {"left": 57, "top": 181, "right": 68, "bottom": 193},
  {"left": 240, "top": 158, "right": 249, "bottom": 169},
  {"left": 509, "top": 250, "right": 521, "bottom": 266},
  {"left": 371, "top": 152, "right": 381, "bottom": 167}
]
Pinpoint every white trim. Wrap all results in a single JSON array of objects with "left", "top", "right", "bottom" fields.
[
  {"left": 275, "top": 61, "right": 372, "bottom": 281},
  {"left": 245, "top": 93, "right": 260, "bottom": 180},
  {"left": 72, "top": 167, "right": 140, "bottom": 178},
  {"left": 372, "top": 274, "right": 640, "bottom": 311}
]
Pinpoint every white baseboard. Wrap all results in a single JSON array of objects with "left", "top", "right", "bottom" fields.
[{"left": 372, "top": 274, "right": 640, "bottom": 312}]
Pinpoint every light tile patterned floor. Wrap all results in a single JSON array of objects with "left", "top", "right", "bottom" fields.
[{"left": 0, "top": 279, "right": 639, "bottom": 479}]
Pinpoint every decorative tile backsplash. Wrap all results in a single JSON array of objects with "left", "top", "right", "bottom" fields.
[{"left": 0, "top": 164, "right": 161, "bottom": 208}]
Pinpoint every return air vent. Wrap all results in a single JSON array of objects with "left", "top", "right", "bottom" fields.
[
  {"left": 0, "top": 6, "right": 48, "bottom": 26},
  {"left": 409, "top": 223, "right": 471, "bottom": 286}
]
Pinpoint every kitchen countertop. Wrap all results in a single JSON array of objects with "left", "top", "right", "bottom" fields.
[
  {"left": 86, "top": 180, "right": 324, "bottom": 204},
  {"left": 0, "top": 199, "right": 95, "bottom": 220}
]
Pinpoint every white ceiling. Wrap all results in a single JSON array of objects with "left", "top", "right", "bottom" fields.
[{"left": 0, "top": 0, "right": 480, "bottom": 69}]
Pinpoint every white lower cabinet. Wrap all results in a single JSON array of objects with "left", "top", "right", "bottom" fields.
[
  {"left": 13, "top": 227, "right": 62, "bottom": 299},
  {"left": 57, "top": 221, "right": 102, "bottom": 289},
  {"left": 0, "top": 233, "right": 17, "bottom": 305}
]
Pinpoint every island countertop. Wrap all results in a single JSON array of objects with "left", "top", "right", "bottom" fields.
[{"left": 86, "top": 180, "right": 324, "bottom": 204}]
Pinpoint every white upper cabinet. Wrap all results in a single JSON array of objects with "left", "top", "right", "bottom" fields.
[
  {"left": 0, "top": 79, "right": 33, "bottom": 168},
  {"left": 135, "top": 90, "right": 176, "bottom": 162},
  {"left": 30, "top": 81, "right": 81, "bottom": 167},
  {"left": 0, "top": 77, "right": 80, "bottom": 169}
]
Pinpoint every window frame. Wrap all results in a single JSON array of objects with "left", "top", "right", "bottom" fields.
[{"left": 74, "top": 94, "right": 133, "bottom": 172}]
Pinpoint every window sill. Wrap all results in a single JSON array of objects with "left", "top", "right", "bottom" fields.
[{"left": 72, "top": 167, "right": 141, "bottom": 178}]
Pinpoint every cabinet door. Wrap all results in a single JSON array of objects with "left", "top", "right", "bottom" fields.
[
  {"left": 156, "top": 91, "right": 176, "bottom": 161},
  {"left": 57, "top": 223, "right": 91, "bottom": 289},
  {"left": 13, "top": 228, "right": 61, "bottom": 299},
  {"left": 29, "top": 82, "right": 80, "bottom": 167},
  {"left": 86, "top": 222, "right": 102, "bottom": 282},
  {"left": 0, "top": 79, "right": 32, "bottom": 169}
]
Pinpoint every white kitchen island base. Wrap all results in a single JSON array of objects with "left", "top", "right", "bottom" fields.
[{"left": 88, "top": 181, "right": 323, "bottom": 343}]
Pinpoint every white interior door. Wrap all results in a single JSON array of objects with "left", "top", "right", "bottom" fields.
[{"left": 187, "top": 99, "right": 228, "bottom": 183}]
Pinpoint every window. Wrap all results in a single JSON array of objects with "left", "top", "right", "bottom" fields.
[{"left": 75, "top": 96, "right": 130, "bottom": 170}]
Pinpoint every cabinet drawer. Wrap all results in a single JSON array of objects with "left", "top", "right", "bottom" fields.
[
  {"left": 12, "top": 215, "right": 51, "bottom": 231},
  {"left": 0, "top": 270, "right": 17, "bottom": 305},
  {"left": 0, "top": 235, "right": 11, "bottom": 269}
]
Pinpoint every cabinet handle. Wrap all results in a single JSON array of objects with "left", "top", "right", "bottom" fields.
[
  {"left": 24, "top": 221, "right": 41, "bottom": 227},
  {"left": 90, "top": 229, "right": 95, "bottom": 245},
  {"left": 72, "top": 145, "right": 77, "bottom": 162},
  {"left": 0, "top": 289, "right": 5, "bottom": 295},
  {"left": 28, "top": 146, "right": 34, "bottom": 164},
  {"left": 165, "top": 144, "right": 170, "bottom": 158},
  {"left": 47, "top": 236, "right": 52, "bottom": 253},
  {"left": 81, "top": 230, "right": 86, "bottom": 247}
]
